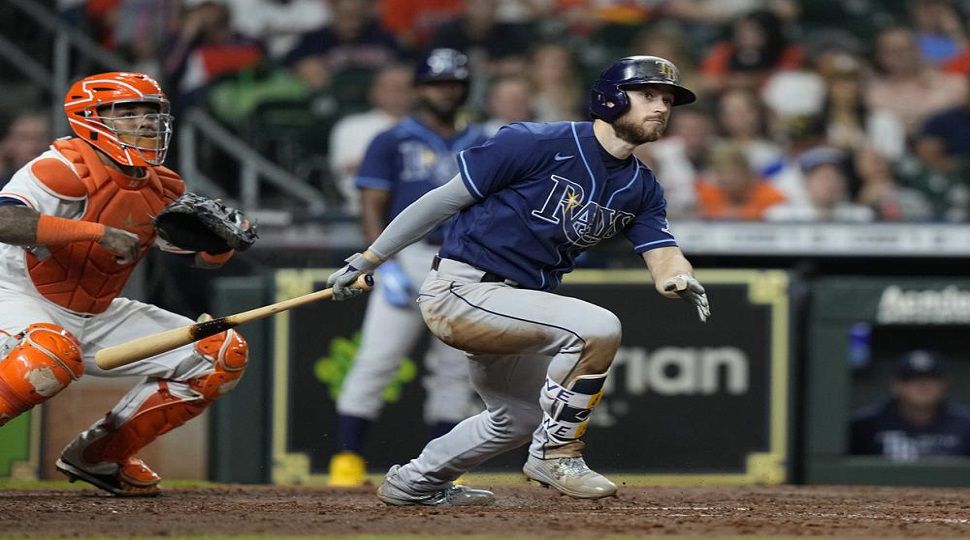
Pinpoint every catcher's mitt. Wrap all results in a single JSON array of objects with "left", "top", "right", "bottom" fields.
[{"left": 153, "top": 193, "right": 258, "bottom": 254}]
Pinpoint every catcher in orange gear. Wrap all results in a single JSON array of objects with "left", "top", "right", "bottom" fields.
[{"left": 0, "top": 72, "right": 252, "bottom": 496}]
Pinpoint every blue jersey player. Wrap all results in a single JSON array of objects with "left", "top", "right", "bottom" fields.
[
  {"left": 327, "top": 56, "right": 711, "bottom": 505},
  {"left": 328, "top": 49, "right": 489, "bottom": 486}
]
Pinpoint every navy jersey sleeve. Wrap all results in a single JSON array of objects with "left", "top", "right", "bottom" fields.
[
  {"left": 354, "top": 130, "right": 399, "bottom": 191},
  {"left": 456, "top": 123, "right": 538, "bottom": 200},
  {"left": 623, "top": 172, "right": 678, "bottom": 252}
]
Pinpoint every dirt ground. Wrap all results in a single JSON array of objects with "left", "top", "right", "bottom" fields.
[{"left": 2, "top": 483, "right": 970, "bottom": 538}]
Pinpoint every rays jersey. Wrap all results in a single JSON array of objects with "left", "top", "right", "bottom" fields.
[
  {"left": 441, "top": 121, "right": 676, "bottom": 290},
  {"left": 356, "top": 116, "right": 488, "bottom": 244}
]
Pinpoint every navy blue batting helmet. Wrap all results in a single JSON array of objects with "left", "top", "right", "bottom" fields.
[
  {"left": 589, "top": 56, "right": 696, "bottom": 121},
  {"left": 414, "top": 48, "right": 470, "bottom": 85}
]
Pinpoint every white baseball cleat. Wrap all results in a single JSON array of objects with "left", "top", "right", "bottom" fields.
[
  {"left": 376, "top": 465, "right": 496, "bottom": 507},
  {"left": 523, "top": 456, "right": 617, "bottom": 499}
]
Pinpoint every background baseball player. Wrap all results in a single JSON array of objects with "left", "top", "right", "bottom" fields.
[
  {"left": 326, "top": 56, "right": 710, "bottom": 505},
  {"left": 0, "top": 72, "right": 252, "bottom": 496},
  {"left": 328, "top": 48, "right": 488, "bottom": 486}
]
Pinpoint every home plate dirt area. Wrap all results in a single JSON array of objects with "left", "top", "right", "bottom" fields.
[{"left": 2, "top": 483, "right": 970, "bottom": 538}]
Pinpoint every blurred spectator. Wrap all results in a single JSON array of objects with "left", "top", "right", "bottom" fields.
[
  {"left": 866, "top": 26, "right": 968, "bottom": 135},
  {"left": 764, "top": 146, "right": 874, "bottom": 222},
  {"left": 900, "top": 106, "right": 970, "bottom": 221},
  {"left": 230, "top": 0, "right": 331, "bottom": 60},
  {"left": 798, "top": 0, "right": 907, "bottom": 44},
  {"left": 628, "top": 24, "right": 701, "bottom": 100},
  {"left": 84, "top": 0, "right": 123, "bottom": 48},
  {"left": 328, "top": 64, "right": 415, "bottom": 214},
  {"left": 482, "top": 75, "right": 534, "bottom": 135},
  {"left": 430, "top": 0, "right": 533, "bottom": 83},
  {"left": 663, "top": 0, "right": 798, "bottom": 26},
  {"left": 529, "top": 42, "right": 584, "bottom": 121},
  {"left": 850, "top": 147, "right": 933, "bottom": 221},
  {"left": 111, "top": 0, "right": 179, "bottom": 80},
  {"left": 285, "top": 0, "right": 402, "bottom": 92},
  {"left": 817, "top": 52, "right": 906, "bottom": 160},
  {"left": 699, "top": 9, "right": 803, "bottom": 94},
  {"left": 715, "top": 88, "right": 782, "bottom": 174},
  {"left": 695, "top": 143, "right": 786, "bottom": 220},
  {"left": 637, "top": 107, "right": 717, "bottom": 218},
  {"left": 911, "top": 0, "right": 968, "bottom": 65},
  {"left": 380, "top": 0, "right": 463, "bottom": 51},
  {"left": 494, "top": 0, "right": 548, "bottom": 24},
  {"left": 850, "top": 350, "right": 970, "bottom": 461},
  {"left": 763, "top": 114, "right": 828, "bottom": 205},
  {"left": 760, "top": 68, "right": 826, "bottom": 120},
  {"left": 918, "top": 98, "right": 970, "bottom": 163},
  {"left": 164, "top": 0, "right": 265, "bottom": 111},
  {"left": 0, "top": 110, "right": 51, "bottom": 187}
]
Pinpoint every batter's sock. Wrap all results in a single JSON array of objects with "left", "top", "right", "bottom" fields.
[
  {"left": 336, "top": 414, "right": 372, "bottom": 454},
  {"left": 428, "top": 421, "right": 458, "bottom": 441}
]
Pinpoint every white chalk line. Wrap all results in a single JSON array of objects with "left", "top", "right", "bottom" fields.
[
  {"left": 558, "top": 507, "right": 970, "bottom": 525},
  {"left": 807, "top": 512, "right": 970, "bottom": 525}
]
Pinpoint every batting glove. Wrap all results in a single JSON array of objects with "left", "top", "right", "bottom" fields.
[
  {"left": 662, "top": 274, "right": 711, "bottom": 322},
  {"left": 379, "top": 259, "right": 414, "bottom": 308},
  {"left": 327, "top": 252, "right": 378, "bottom": 301}
]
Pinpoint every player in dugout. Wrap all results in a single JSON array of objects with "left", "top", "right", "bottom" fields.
[
  {"left": 0, "top": 72, "right": 255, "bottom": 496},
  {"left": 326, "top": 56, "right": 710, "bottom": 505}
]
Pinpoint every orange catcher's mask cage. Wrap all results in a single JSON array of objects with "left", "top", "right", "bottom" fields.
[{"left": 64, "top": 72, "right": 173, "bottom": 167}]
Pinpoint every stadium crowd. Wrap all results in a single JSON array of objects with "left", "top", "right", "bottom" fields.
[{"left": 3, "top": 0, "right": 970, "bottom": 223}]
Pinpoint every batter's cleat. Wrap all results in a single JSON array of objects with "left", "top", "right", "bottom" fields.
[
  {"left": 56, "top": 455, "right": 161, "bottom": 497},
  {"left": 523, "top": 456, "right": 617, "bottom": 499},
  {"left": 328, "top": 451, "right": 367, "bottom": 487},
  {"left": 376, "top": 465, "right": 495, "bottom": 507}
]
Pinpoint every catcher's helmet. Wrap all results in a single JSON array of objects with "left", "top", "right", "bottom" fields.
[
  {"left": 414, "top": 48, "right": 470, "bottom": 85},
  {"left": 589, "top": 56, "right": 696, "bottom": 122},
  {"left": 64, "top": 72, "right": 173, "bottom": 167}
]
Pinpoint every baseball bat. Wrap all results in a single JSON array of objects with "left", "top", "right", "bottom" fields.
[{"left": 95, "top": 274, "right": 374, "bottom": 370}]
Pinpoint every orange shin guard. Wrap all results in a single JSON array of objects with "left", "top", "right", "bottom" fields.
[
  {"left": 0, "top": 324, "right": 83, "bottom": 426},
  {"left": 82, "top": 329, "right": 248, "bottom": 463}
]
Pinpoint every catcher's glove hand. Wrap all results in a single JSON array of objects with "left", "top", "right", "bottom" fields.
[
  {"left": 663, "top": 274, "right": 711, "bottom": 322},
  {"left": 153, "top": 193, "right": 258, "bottom": 254}
]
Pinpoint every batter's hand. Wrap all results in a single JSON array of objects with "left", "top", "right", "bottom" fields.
[
  {"left": 326, "top": 252, "right": 379, "bottom": 301},
  {"left": 663, "top": 274, "right": 710, "bottom": 322},
  {"left": 100, "top": 226, "right": 140, "bottom": 265}
]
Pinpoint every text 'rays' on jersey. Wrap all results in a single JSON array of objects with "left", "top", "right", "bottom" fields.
[
  {"left": 530, "top": 174, "right": 635, "bottom": 248},
  {"left": 444, "top": 121, "right": 677, "bottom": 290}
]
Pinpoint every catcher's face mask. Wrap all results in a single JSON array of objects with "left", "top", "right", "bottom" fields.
[
  {"left": 96, "top": 101, "right": 173, "bottom": 166},
  {"left": 64, "top": 72, "right": 174, "bottom": 167}
]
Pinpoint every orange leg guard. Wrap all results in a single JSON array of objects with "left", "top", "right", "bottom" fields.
[
  {"left": 0, "top": 324, "right": 83, "bottom": 427},
  {"left": 88, "top": 328, "right": 248, "bottom": 461},
  {"left": 57, "top": 328, "right": 247, "bottom": 495}
]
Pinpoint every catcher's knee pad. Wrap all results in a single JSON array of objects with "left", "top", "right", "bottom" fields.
[
  {"left": 79, "top": 330, "right": 248, "bottom": 463},
  {"left": 538, "top": 373, "right": 607, "bottom": 445},
  {"left": 189, "top": 328, "right": 248, "bottom": 399},
  {"left": 0, "top": 324, "right": 83, "bottom": 426}
]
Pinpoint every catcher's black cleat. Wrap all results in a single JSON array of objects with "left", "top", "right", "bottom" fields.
[{"left": 56, "top": 456, "right": 161, "bottom": 497}]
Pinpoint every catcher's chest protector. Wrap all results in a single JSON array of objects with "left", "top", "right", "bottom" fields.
[{"left": 26, "top": 138, "right": 184, "bottom": 314}]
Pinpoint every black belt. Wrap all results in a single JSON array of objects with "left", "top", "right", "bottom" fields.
[{"left": 432, "top": 256, "right": 518, "bottom": 286}]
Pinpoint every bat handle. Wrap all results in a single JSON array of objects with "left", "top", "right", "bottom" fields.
[{"left": 355, "top": 273, "right": 375, "bottom": 291}]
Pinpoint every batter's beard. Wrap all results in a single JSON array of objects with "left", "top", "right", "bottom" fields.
[{"left": 612, "top": 116, "right": 664, "bottom": 146}]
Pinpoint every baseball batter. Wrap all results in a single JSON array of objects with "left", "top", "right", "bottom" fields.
[
  {"left": 328, "top": 48, "right": 487, "bottom": 486},
  {"left": 0, "top": 72, "right": 250, "bottom": 496},
  {"left": 327, "top": 56, "right": 710, "bottom": 505}
]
